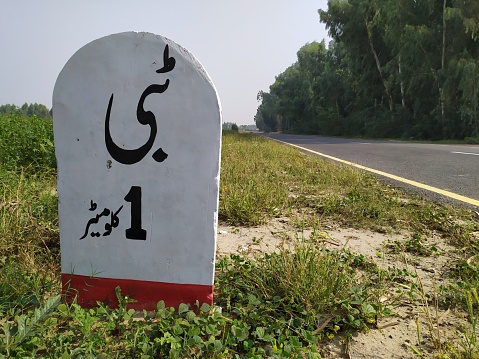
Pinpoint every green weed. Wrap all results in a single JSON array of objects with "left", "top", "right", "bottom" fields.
[
  {"left": 220, "top": 131, "right": 291, "bottom": 225},
  {"left": 0, "top": 295, "right": 60, "bottom": 358},
  {"left": 215, "top": 240, "right": 393, "bottom": 338},
  {"left": 0, "top": 168, "right": 59, "bottom": 281},
  {"left": 219, "top": 132, "right": 478, "bottom": 248},
  {"left": 0, "top": 113, "right": 55, "bottom": 170}
]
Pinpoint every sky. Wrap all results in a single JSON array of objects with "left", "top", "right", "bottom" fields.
[{"left": 1, "top": 1, "right": 330, "bottom": 125}]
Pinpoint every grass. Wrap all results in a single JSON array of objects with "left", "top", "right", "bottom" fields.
[
  {"left": 1, "top": 125, "right": 479, "bottom": 357},
  {"left": 0, "top": 168, "right": 59, "bottom": 311},
  {"left": 220, "top": 131, "right": 476, "bottom": 246}
]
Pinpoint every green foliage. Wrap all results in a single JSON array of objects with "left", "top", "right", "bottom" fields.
[
  {"left": 0, "top": 285, "right": 325, "bottom": 358},
  {"left": 215, "top": 242, "right": 385, "bottom": 333},
  {"left": 222, "top": 122, "right": 239, "bottom": 131},
  {"left": 389, "top": 233, "right": 439, "bottom": 256},
  {"left": 440, "top": 262, "right": 479, "bottom": 357},
  {"left": 0, "top": 295, "right": 60, "bottom": 358},
  {"left": 0, "top": 244, "right": 387, "bottom": 358},
  {"left": 255, "top": 90, "right": 279, "bottom": 132},
  {"left": 0, "top": 103, "right": 51, "bottom": 119},
  {"left": 0, "top": 168, "right": 59, "bottom": 307},
  {"left": 214, "top": 243, "right": 391, "bottom": 356},
  {"left": 0, "top": 259, "right": 56, "bottom": 310},
  {"left": 220, "top": 131, "right": 290, "bottom": 225},
  {"left": 256, "top": 0, "right": 479, "bottom": 140},
  {"left": 0, "top": 113, "right": 56, "bottom": 170}
]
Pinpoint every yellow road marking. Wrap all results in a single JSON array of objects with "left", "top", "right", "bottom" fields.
[{"left": 273, "top": 138, "right": 479, "bottom": 207}]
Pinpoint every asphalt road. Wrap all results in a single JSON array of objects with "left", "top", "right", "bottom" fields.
[{"left": 261, "top": 133, "right": 479, "bottom": 207}]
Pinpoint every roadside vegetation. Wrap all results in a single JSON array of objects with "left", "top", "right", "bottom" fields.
[{"left": 2, "top": 115, "right": 479, "bottom": 357}]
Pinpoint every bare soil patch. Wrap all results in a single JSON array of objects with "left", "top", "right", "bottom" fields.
[{"left": 217, "top": 218, "right": 468, "bottom": 358}]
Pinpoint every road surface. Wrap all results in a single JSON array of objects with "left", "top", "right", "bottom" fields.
[{"left": 261, "top": 133, "right": 479, "bottom": 207}]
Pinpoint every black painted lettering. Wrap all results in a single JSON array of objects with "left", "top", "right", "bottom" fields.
[
  {"left": 104, "top": 44, "right": 174, "bottom": 165},
  {"left": 124, "top": 186, "right": 147, "bottom": 240}
]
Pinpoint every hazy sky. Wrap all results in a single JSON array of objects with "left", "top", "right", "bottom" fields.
[{"left": 1, "top": 1, "right": 330, "bottom": 125}]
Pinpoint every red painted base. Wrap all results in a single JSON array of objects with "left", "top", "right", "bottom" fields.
[{"left": 62, "top": 273, "right": 213, "bottom": 310}]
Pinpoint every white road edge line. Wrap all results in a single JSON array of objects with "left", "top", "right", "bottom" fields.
[
  {"left": 269, "top": 138, "right": 479, "bottom": 207},
  {"left": 452, "top": 151, "right": 479, "bottom": 156}
]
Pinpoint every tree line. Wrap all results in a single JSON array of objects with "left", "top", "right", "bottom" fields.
[
  {"left": 255, "top": 0, "right": 479, "bottom": 140},
  {"left": 0, "top": 103, "right": 51, "bottom": 119}
]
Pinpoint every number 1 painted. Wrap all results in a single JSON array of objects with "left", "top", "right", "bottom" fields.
[{"left": 124, "top": 186, "right": 147, "bottom": 240}]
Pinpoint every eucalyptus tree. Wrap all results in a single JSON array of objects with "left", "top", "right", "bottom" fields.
[
  {"left": 319, "top": 0, "right": 401, "bottom": 138},
  {"left": 443, "top": 0, "right": 479, "bottom": 137},
  {"left": 294, "top": 41, "right": 328, "bottom": 133},
  {"left": 0, "top": 103, "right": 51, "bottom": 119},
  {"left": 264, "top": 64, "right": 299, "bottom": 131},
  {"left": 319, "top": 0, "right": 479, "bottom": 139},
  {"left": 255, "top": 0, "right": 479, "bottom": 139},
  {"left": 255, "top": 91, "right": 279, "bottom": 132}
]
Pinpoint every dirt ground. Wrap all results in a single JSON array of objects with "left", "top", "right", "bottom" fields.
[{"left": 216, "top": 218, "right": 472, "bottom": 358}]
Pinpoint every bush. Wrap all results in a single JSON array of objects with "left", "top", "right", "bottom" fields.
[
  {"left": 0, "top": 113, "right": 56, "bottom": 170},
  {"left": 465, "top": 136, "right": 479, "bottom": 144}
]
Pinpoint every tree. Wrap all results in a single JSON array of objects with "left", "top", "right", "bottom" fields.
[
  {"left": 0, "top": 104, "right": 20, "bottom": 115},
  {"left": 222, "top": 122, "right": 237, "bottom": 130},
  {"left": 0, "top": 103, "right": 51, "bottom": 119},
  {"left": 269, "top": 64, "right": 305, "bottom": 131},
  {"left": 255, "top": 91, "right": 279, "bottom": 132},
  {"left": 256, "top": 0, "right": 479, "bottom": 140}
]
